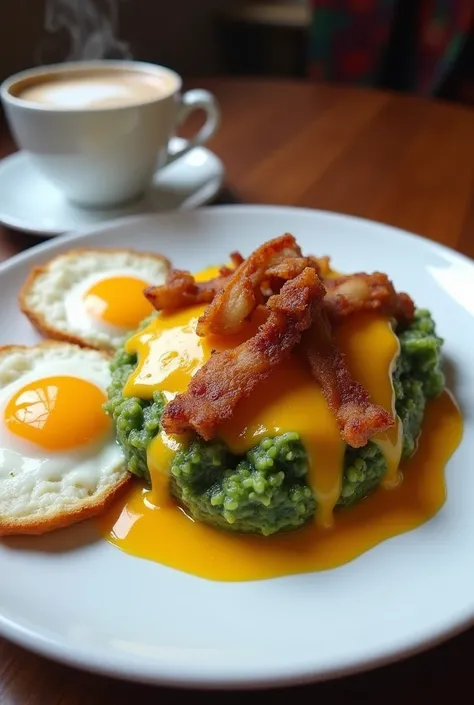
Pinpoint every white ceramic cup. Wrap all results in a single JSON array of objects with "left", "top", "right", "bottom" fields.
[{"left": 0, "top": 60, "right": 220, "bottom": 208}]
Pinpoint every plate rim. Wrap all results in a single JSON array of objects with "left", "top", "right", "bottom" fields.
[
  {"left": 0, "top": 605, "right": 472, "bottom": 690},
  {"left": 0, "top": 203, "right": 472, "bottom": 272},
  {"left": 0, "top": 204, "right": 473, "bottom": 689}
]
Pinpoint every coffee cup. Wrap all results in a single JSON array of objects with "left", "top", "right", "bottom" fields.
[{"left": 0, "top": 60, "right": 220, "bottom": 208}]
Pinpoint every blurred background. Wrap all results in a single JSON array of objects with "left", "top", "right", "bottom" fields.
[{"left": 0, "top": 0, "right": 472, "bottom": 105}]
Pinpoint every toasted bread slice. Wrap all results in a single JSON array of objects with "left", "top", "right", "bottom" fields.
[
  {"left": 19, "top": 248, "right": 170, "bottom": 352},
  {"left": 0, "top": 342, "right": 131, "bottom": 536}
]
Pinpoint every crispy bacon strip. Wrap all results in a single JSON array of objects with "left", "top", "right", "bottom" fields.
[
  {"left": 144, "top": 269, "right": 230, "bottom": 311},
  {"left": 266, "top": 256, "right": 314, "bottom": 282},
  {"left": 266, "top": 256, "right": 331, "bottom": 282},
  {"left": 229, "top": 251, "right": 245, "bottom": 268},
  {"left": 162, "top": 267, "right": 326, "bottom": 440},
  {"left": 262, "top": 257, "right": 311, "bottom": 299},
  {"left": 303, "top": 309, "right": 394, "bottom": 448},
  {"left": 262, "top": 257, "right": 310, "bottom": 299},
  {"left": 145, "top": 252, "right": 245, "bottom": 312},
  {"left": 266, "top": 263, "right": 413, "bottom": 324},
  {"left": 196, "top": 234, "right": 302, "bottom": 336},
  {"left": 323, "top": 272, "right": 415, "bottom": 323}
]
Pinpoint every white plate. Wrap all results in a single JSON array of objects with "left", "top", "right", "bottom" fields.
[
  {"left": 0, "top": 205, "right": 472, "bottom": 689},
  {"left": 0, "top": 138, "right": 224, "bottom": 237}
]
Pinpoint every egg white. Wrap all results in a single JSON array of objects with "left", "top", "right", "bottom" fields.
[
  {"left": 0, "top": 344, "right": 126, "bottom": 521},
  {"left": 20, "top": 250, "right": 169, "bottom": 351}
]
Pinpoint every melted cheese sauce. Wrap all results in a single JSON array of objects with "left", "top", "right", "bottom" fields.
[
  {"left": 99, "top": 391, "right": 461, "bottom": 581},
  {"left": 97, "top": 267, "right": 463, "bottom": 581}
]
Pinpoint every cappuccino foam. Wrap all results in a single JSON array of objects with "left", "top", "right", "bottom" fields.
[{"left": 17, "top": 70, "right": 175, "bottom": 109}]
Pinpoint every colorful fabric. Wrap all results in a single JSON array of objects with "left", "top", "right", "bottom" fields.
[{"left": 308, "top": 0, "right": 473, "bottom": 95}]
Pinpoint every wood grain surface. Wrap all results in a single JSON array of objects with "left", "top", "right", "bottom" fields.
[{"left": 0, "top": 78, "right": 473, "bottom": 704}]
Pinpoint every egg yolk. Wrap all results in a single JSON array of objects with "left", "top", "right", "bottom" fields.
[
  {"left": 83, "top": 276, "right": 154, "bottom": 329},
  {"left": 4, "top": 375, "right": 109, "bottom": 451}
]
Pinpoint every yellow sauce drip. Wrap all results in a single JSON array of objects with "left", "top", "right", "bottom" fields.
[
  {"left": 218, "top": 360, "right": 345, "bottom": 528},
  {"left": 98, "top": 391, "right": 462, "bottom": 581},
  {"left": 146, "top": 431, "right": 182, "bottom": 507},
  {"left": 334, "top": 317, "right": 403, "bottom": 489}
]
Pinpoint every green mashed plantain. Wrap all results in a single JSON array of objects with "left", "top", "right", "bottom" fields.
[{"left": 105, "top": 309, "right": 445, "bottom": 536}]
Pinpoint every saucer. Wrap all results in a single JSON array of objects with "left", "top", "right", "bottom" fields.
[{"left": 0, "top": 137, "right": 225, "bottom": 237}]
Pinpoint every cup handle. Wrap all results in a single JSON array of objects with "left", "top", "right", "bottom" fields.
[{"left": 165, "top": 89, "right": 220, "bottom": 165}]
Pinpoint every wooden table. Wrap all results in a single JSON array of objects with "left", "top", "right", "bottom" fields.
[{"left": 1, "top": 79, "right": 474, "bottom": 704}]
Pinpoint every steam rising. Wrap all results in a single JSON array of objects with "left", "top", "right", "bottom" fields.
[{"left": 36, "top": 0, "right": 132, "bottom": 63}]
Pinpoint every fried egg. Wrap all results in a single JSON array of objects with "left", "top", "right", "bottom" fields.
[
  {"left": 0, "top": 342, "right": 129, "bottom": 535},
  {"left": 20, "top": 249, "right": 170, "bottom": 351}
]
